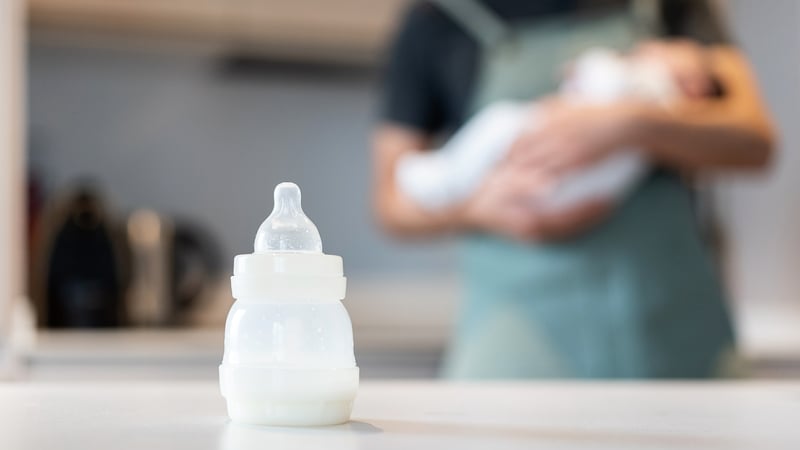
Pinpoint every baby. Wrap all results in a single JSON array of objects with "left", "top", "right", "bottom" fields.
[{"left": 396, "top": 47, "right": 712, "bottom": 213}]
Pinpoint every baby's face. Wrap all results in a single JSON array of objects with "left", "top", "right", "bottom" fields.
[{"left": 629, "top": 40, "right": 716, "bottom": 99}]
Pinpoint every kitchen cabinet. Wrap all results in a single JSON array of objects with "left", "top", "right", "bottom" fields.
[{"left": 29, "top": 0, "right": 409, "bottom": 64}]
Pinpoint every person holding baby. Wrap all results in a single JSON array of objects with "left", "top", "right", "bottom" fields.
[{"left": 373, "top": 0, "right": 775, "bottom": 378}]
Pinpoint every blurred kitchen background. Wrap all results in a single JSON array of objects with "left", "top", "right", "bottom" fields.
[{"left": 1, "top": 0, "right": 800, "bottom": 380}]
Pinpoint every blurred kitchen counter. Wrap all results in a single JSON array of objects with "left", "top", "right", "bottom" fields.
[
  {"left": 25, "top": 329, "right": 223, "bottom": 381},
  {"left": 25, "top": 328, "right": 447, "bottom": 380},
  {"left": 1, "top": 380, "right": 799, "bottom": 449},
  {"left": 21, "top": 319, "right": 800, "bottom": 380},
  {"left": 24, "top": 277, "right": 459, "bottom": 380}
]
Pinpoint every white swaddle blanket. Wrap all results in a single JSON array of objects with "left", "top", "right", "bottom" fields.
[{"left": 396, "top": 48, "right": 680, "bottom": 212}]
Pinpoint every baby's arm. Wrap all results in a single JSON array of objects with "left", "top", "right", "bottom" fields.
[{"left": 396, "top": 101, "right": 532, "bottom": 210}]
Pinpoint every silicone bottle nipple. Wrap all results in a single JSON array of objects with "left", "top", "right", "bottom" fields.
[{"left": 254, "top": 182, "right": 323, "bottom": 253}]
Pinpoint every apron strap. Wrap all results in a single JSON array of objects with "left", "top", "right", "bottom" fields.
[
  {"left": 631, "top": 0, "right": 663, "bottom": 38},
  {"left": 431, "top": 0, "right": 508, "bottom": 48}
]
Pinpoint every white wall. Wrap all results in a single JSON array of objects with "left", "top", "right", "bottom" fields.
[
  {"left": 0, "top": 0, "right": 26, "bottom": 339},
  {"left": 720, "top": 0, "right": 800, "bottom": 355}
]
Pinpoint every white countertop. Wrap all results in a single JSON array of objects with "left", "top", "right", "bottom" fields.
[{"left": 1, "top": 381, "right": 799, "bottom": 450}]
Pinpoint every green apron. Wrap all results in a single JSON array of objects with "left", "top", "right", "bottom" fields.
[{"left": 434, "top": 0, "right": 737, "bottom": 378}]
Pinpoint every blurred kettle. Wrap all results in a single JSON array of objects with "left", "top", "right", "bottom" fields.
[
  {"left": 31, "top": 183, "right": 223, "bottom": 328},
  {"left": 32, "top": 185, "right": 126, "bottom": 328},
  {"left": 125, "top": 210, "right": 222, "bottom": 326}
]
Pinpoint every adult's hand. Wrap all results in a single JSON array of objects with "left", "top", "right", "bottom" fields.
[
  {"left": 508, "top": 99, "right": 645, "bottom": 178},
  {"left": 460, "top": 159, "right": 613, "bottom": 241},
  {"left": 486, "top": 99, "right": 647, "bottom": 241}
]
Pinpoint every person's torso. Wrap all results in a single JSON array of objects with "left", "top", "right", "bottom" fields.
[
  {"left": 426, "top": 0, "right": 637, "bottom": 130},
  {"left": 433, "top": 0, "right": 734, "bottom": 378}
]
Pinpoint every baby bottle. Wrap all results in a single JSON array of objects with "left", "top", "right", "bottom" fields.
[{"left": 219, "top": 182, "right": 359, "bottom": 426}]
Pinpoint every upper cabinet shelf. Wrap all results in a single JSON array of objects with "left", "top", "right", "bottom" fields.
[{"left": 28, "top": 0, "right": 409, "bottom": 64}]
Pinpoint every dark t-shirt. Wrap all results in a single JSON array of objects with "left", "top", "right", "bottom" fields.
[{"left": 381, "top": 0, "right": 730, "bottom": 134}]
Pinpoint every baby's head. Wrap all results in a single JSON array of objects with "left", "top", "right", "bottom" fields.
[
  {"left": 629, "top": 40, "right": 716, "bottom": 99},
  {"left": 562, "top": 44, "right": 716, "bottom": 105}
]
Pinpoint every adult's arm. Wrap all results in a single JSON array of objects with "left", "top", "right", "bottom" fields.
[
  {"left": 372, "top": 125, "right": 465, "bottom": 236},
  {"left": 508, "top": 45, "right": 776, "bottom": 178},
  {"left": 373, "top": 124, "right": 612, "bottom": 240},
  {"left": 631, "top": 46, "right": 775, "bottom": 171}
]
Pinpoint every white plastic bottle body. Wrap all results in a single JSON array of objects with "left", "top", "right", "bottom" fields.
[
  {"left": 219, "top": 298, "right": 359, "bottom": 426},
  {"left": 222, "top": 298, "right": 355, "bottom": 368}
]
